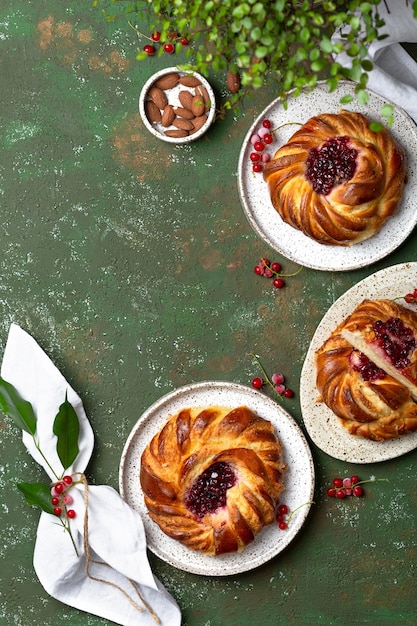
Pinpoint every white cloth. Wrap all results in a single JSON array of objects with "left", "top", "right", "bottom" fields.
[
  {"left": 1, "top": 323, "right": 181, "bottom": 626},
  {"left": 332, "top": 3, "right": 417, "bottom": 123}
]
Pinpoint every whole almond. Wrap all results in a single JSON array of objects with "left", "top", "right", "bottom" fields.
[
  {"left": 178, "top": 90, "right": 194, "bottom": 109},
  {"left": 173, "top": 118, "right": 194, "bottom": 131},
  {"left": 179, "top": 75, "right": 201, "bottom": 87},
  {"left": 161, "top": 104, "right": 175, "bottom": 127},
  {"left": 145, "top": 100, "right": 162, "bottom": 124},
  {"left": 191, "top": 114, "right": 208, "bottom": 132},
  {"left": 226, "top": 70, "right": 240, "bottom": 94},
  {"left": 148, "top": 86, "right": 167, "bottom": 110},
  {"left": 154, "top": 72, "right": 180, "bottom": 89},
  {"left": 173, "top": 106, "right": 195, "bottom": 120},
  {"left": 191, "top": 94, "right": 205, "bottom": 117},
  {"left": 164, "top": 129, "right": 189, "bottom": 138},
  {"left": 196, "top": 85, "right": 210, "bottom": 107}
]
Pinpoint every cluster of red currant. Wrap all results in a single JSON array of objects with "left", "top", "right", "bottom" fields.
[
  {"left": 142, "top": 30, "right": 189, "bottom": 56},
  {"left": 51, "top": 475, "right": 77, "bottom": 519},
  {"left": 254, "top": 257, "right": 303, "bottom": 289},
  {"left": 326, "top": 475, "right": 388, "bottom": 499},
  {"left": 404, "top": 288, "right": 417, "bottom": 304},
  {"left": 326, "top": 475, "right": 364, "bottom": 499},
  {"left": 276, "top": 503, "right": 290, "bottom": 530},
  {"left": 250, "top": 353, "right": 294, "bottom": 399},
  {"left": 249, "top": 119, "right": 274, "bottom": 173}
]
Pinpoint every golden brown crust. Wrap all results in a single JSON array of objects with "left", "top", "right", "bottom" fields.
[
  {"left": 315, "top": 299, "right": 417, "bottom": 441},
  {"left": 263, "top": 111, "right": 406, "bottom": 246},
  {"left": 140, "top": 405, "right": 286, "bottom": 555}
]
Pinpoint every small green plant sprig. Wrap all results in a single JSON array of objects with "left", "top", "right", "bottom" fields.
[
  {"left": 0, "top": 377, "right": 81, "bottom": 553},
  {"left": 93, "top": 0, "right": 417, "bottom": 120}
]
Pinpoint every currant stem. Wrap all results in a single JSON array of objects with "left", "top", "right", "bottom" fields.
[
  {"left": 271, "top": 121, "right": 303, "bottom": 134},
  {"left": 127, "top": 21, "right": 153, "bottom": 41},
  {"left": 287, "top": 501, "right": 315, "bottom": 526},
  {"left": 261, "top": 259, "right": 303, "bottom": 278}
]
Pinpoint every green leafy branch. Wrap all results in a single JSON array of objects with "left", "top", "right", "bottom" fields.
[
  {"left": 0, "top": 376, "right": 81, "bottom": 552},
  {"left": 92, "top": 0, "right": 416, "bottom": 120}
]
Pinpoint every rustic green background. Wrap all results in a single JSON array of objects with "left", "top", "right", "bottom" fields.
[{"left": 1, "top": 2, "right": 416, "bottom": 625}]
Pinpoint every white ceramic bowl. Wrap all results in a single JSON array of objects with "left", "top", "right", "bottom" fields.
[{"left": 139, "top": 66, "right": 216, "bottom": 144}]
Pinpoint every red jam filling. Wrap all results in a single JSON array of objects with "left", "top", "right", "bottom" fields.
[
  {"left": 350, "top": 350, "right": 386, "bottom": 382},
  {"left": 373, "top": 317, "right": 416, "bottom": 369},
  {"left": 184, "top": 461, "right": 236, "bottom": 519},
  {"left": 305, "top": 135, "right": 358, "bottom": 195}
]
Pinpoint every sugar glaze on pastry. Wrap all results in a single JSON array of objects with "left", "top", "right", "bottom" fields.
[
  {"left": 140, "top": 405, "right": 286, "bottom": 555},
  {"left": 263, "top": 110, "right": 406, "bottom": 246},
  {"left": 316, "top": 299, "right": 417, "bottom": 441}
]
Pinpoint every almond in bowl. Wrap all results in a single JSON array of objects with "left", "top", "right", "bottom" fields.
[{"left": 139, "top": 66, "right": 216, "bottom": 144}]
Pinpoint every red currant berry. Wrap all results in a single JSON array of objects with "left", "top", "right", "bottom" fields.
[
  {"left": 353, "top": 485, "right": 364, "bottom": 497},
  {"left": 51, "top": 496, "right": 60, "bottom": 506},
  {"left": 250, "top": 152, "right": 261, "bottom": 162},
  {"left": 278, "top": 504, "right": 289, "bottom": 515},
  {"left": 336, "top": 489, "right": 347, "bottom": 499},
  {"left": 66, "top": 509, "right": 77, "bottom": 519},
  {"left": 62, "top": 475, "right": 73, "bottom": 485},
  {"left": 252, "top": 163, "right": 263, "bottom": 173},
  {"left": 332, "top": 478, "right": 343, "bottom": 488},
  {"left": 275, "top": 383, "right": 286, "bottom": 395},
  {"left": 270, "top": 262, "right": 282, "bottom": 273},
  {"left": 263, "top": 133, "right": 273, "bottom": 144},
  {"left": 351, "top": 475, "right": 360, "bottom": 485},
  {"left": 167, "top": 31, "right": 178, "bottom": 40},
  {"left": 53, "top": 506, "right": 63, "bottom": 516},
  {"left": 273, "top": 277, "right": 285, "bottom": 288},
  {"left": 326, "top": 487, "right": 336, "bottom": 497},
  {"left": 251, "top": 377, "right": 264, "bottom": 389},
  {"left": 54, "top": 482, "right": 64, "bottom": 494},
  {"left": 279, "top": 521, "right": 288, "bottom": 530},
  {"left": 283, "top": 388, "right": 294, "bottom": 398},
  {"left": 180, "top": 37, "right": 189, "bottom": 45},
  {"left": 272, "top": 372, "right": 285, "bottom": 385},
  {"left": 254, "top": 265, "right": 263, "bottom": 275},
  {"left": 253, "top": 141, "right": 265, "bottom": 152},
  {"left": 143, "top": 44, "right": 156, "bottom": 55},
  {"left": 262, "top": 119, "right": 272, "bottom": 129},
  {"left": 151, "top": 31, "right": 161, "bottom": 42},
  {"left": 163, "top": 42, "right": 175, "bottom": 54}
]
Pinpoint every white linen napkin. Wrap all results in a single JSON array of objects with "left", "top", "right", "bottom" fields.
[
  {"left": 331, "top": 3, "right": 417, "bottom": 123},
  {"left": 1, "top": 323, "right": 181, "bottom": 626}
]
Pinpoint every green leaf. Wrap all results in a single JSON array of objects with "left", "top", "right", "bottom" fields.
[
  {"left": 17, "top": 482, "right": 54, "bottom": 514},
  {"left": 0, "top": 377, "right": 37, "bottom": 435},
  {"left": 53, "top": 393, "right": 80, "bottom": 470}
]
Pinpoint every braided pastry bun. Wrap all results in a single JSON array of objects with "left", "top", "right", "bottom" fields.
[
  {"left": 140, "top": 405, "right": 286, "bottom": 556},
  {"left": 263, "top": 110, "right": 406, "bottom": 246},
  {"left": 316, "top": 299, "right": 417, "bottom": 441}
]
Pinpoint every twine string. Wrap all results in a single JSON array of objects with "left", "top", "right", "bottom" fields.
[{"left": 74, "top": 473, "right": 160, "bottom": 624}]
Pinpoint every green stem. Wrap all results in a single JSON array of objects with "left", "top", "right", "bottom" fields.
[
  {"left": 261, "top": 258, "right": 303, "bottom": 278},
  {"left": 271, "top": 121, "right": 303, "bottom": 134},
  {"left": 287, "top": 501, "right": 315, "bottom": 526},
  {"left": 33, "top": 435, "right": 61, "bottom": 481}
]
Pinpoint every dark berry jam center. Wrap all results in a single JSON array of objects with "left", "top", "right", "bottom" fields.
[
  {"left": 305, "top": 135, "right": 358, "bottom": 195},
  {"left": 373, "top": 317, "right": 416, "bottom": 369},
  {"left": 184, "top": 461, "right": 236, "bottom": 519},
  {"left": 350, "top": 350, "right": 386, "bottom": 382}
]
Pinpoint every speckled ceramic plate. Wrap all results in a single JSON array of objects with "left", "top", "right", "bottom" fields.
[
  {"left": 119, "top": 381, "right": 314, "bottom": 576},
  {"left": 300, "top": 262, "right": 417, "bottom": 463},
  {"left": 237, "top": 81, "right": 417, "bottom": 272}
]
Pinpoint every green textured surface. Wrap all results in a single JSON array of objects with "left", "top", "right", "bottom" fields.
[{"left": 1, "top": 2, "right": 416, "bottom": 625}]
